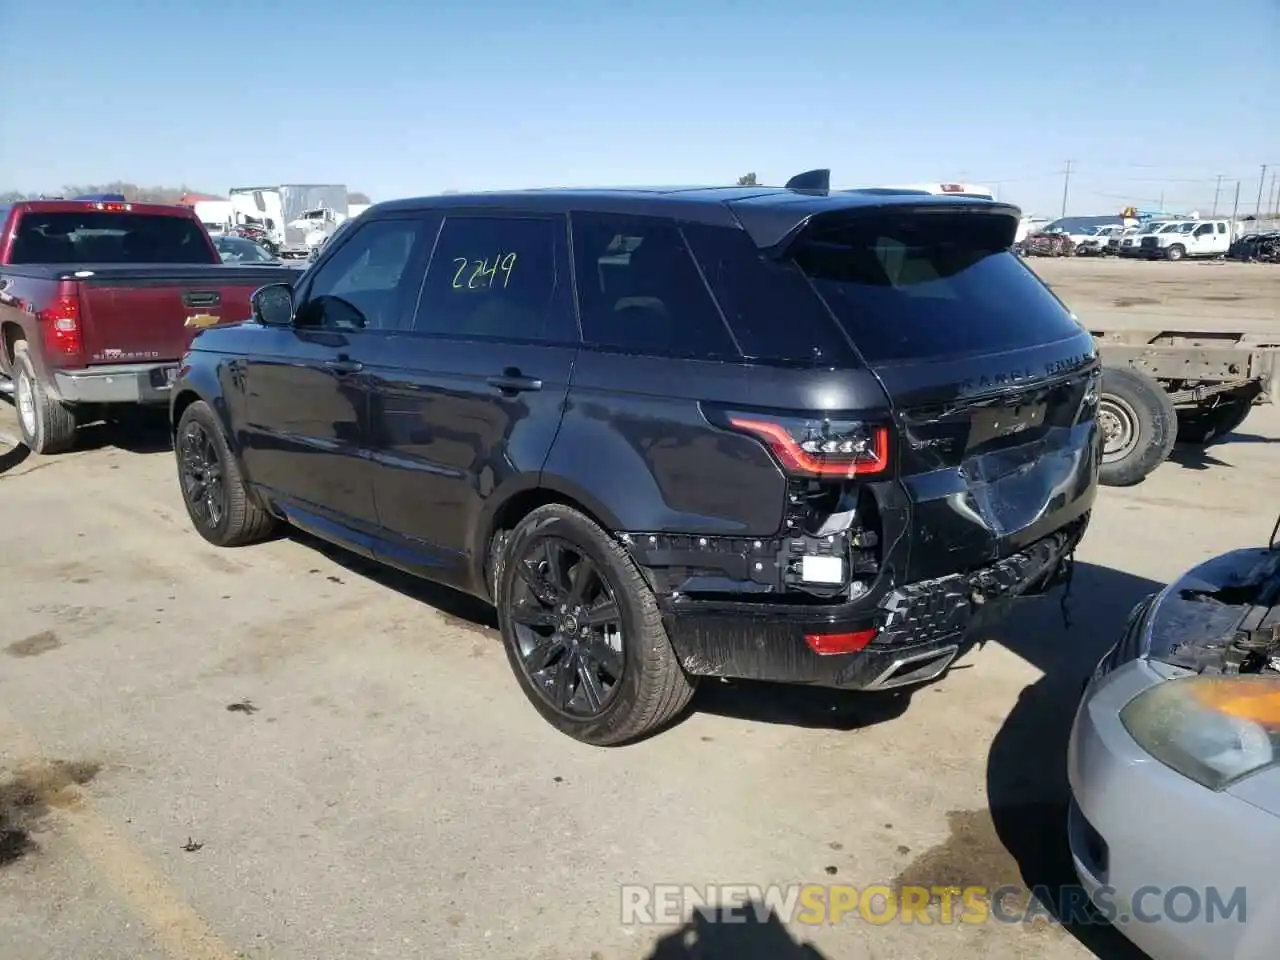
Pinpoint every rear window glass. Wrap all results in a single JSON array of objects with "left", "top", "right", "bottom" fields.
[
  {"left": 10, "top": 211, "right": 212, "bottom": 264},
  {"left": 794, "top": 214, "right": 1084, "bottom": 363},
  {"left": 682, "top": 223, "right": 858, "bottom": 366}
]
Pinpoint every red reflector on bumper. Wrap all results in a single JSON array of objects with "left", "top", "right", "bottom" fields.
[{"left": 804, "top": 629, "right": 878, "bottom": 655}]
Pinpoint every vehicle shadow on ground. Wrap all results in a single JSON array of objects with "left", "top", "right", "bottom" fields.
[
  {"left": 639, "top": 905, "right": 828, "bottom": 959},
  {"left": 0, "top": 441, "right": 30, "bottom": 475},
  {"left": 984, "top": 561, "right": 1162, "bottom": 959},
  {"left": 288, "top": 529, "right": 500, "bottom": 631},
  {"left": 293, "top": 529, "right": 912, "bottom": 733},
  {"left": 73, "top": 410, "right": 173, "bottom": 455}
]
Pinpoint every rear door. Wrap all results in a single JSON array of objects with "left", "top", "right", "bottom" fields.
[
  {"left": 788, "top": 210, "right": 1101, "bottom": 581},
  {"left": 364, "top": 211, "right": 578, "bottom": 588}
]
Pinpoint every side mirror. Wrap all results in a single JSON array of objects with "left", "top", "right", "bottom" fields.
[{"left": 251, "top": 283, "right": 295, "bottom": 326}]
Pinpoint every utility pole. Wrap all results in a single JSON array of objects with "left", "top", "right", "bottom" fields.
[
  {"left": 1268, "top": 171, "right": 1278, "bottom": 218},
  {"left": 1060, "top": 160, "right": 1072, "bottom": 217},
  {"left": 1212, "top": 174, "right": 1223, "bottom": 215},
  {"left": 1230, "top": 180, "right": 1241, "bottom": 224},
  {"left": 1255, "top": 164, "right": 1268, "bottom": 216}
]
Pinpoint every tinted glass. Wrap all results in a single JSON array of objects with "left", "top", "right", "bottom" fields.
[
  {"left": 795, "top": 213, "right": 1084, "bottom": 363},
  {"left": 571, "top": 213, "right": 738, "bottom": 359},
  {"left": 215, "top": 236, "right": 275, "bottom": 263},
  {"left": 298, "top": 218, "right": 426, "bottom": 331},
  {"left": 682, "top": 222, "right": 857, "bottom": 366},
  {"left": 10, "top": 211, "right": 212, "bottom": 264},
  {"left": 414, "top": 216, "right": 571, "bottom": 342}
]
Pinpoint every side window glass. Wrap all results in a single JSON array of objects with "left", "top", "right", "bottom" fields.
[
  {"left": 414, "top": 216, "right": 570, "bottom": 342},
  {"left": 682, "top": 222, "right": 858, "bottom": 365},
  {"left": 571, "top": 213, "right": 738, "bottom": 359},
  {"left": 297, "top": 219, "right": 426, "bottom": 332},
  {"left": 1217, "top": 223, "right": 1227, "bottom": 234}
]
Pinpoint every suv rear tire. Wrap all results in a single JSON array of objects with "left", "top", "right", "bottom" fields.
[
  {"left": 1098, "top": 366, "right": 1178, "bottom": 486},
  {"left": 13, "top": 343, "right": 78, "bottom": 454},
  {"left": 495, "top": 504, "right": 696, "bottom": 745},
  {"left": 175, "top": 400, "right": 277, "bottom": 547}
]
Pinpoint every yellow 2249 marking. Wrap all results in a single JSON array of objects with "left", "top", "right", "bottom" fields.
[{"left": 451, "top": 253, "right": 517, "bottom": 291}]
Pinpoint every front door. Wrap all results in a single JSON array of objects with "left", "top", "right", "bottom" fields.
[
  {"left": 241, "top": 215, "right": 434, "bottom": 542},
  {"left": 364, "top": 212, "right": 578, "bottom": 590}
]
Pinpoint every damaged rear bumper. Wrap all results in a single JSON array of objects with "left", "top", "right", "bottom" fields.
[{"left": 661, "top": 522, "right": 1083, "bottom": 691}]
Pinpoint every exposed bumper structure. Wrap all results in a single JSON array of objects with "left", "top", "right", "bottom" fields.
[{"left": 659, "top": 521, "right": 1084, "bottom": 691}]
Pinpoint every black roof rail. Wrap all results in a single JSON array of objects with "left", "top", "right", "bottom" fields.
[{"left": 784, "top": 169, "right": 830, "bottom": 193}]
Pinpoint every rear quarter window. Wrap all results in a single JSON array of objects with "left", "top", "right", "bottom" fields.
[
  {"left": 795, "top": 213, "right": 1085, "bottom": 363},
  {"left": 682, "top": 223, "right": 859, "bottom": 366},
  {"left": 10, "top": 211, "right": 212, "bottom": 264},
  {"left": 570, "top": 212, "right": 739, "bottom": 360}
]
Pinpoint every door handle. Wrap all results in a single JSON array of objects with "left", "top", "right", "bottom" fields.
[
  {"left": 486, "top": 371, "right": 543, "bottom": 394},
  {"left": 324, "top": 358, "right": 364, "bottom": 375}
]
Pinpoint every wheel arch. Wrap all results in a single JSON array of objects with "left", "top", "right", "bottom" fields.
[{"left": 472, "top": 472, "right": 627, "bottom": 602}]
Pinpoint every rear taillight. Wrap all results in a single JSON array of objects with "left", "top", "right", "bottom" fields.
[
  {"left": 39, "top": 293, "right": 84, "bottom": 359},
  {"left": 721, "top": 412, "right": 891, "bottom": 478}
]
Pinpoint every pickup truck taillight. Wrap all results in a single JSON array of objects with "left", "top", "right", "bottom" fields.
[{"left": 38, "top": 293, "right": 84, "bottom": 360}]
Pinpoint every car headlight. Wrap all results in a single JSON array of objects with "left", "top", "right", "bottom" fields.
[{"left": 1120, "top": 675, "right": 1280, "bottom": 791}]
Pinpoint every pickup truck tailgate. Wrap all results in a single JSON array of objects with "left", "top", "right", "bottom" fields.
[{"left": 76, "top": 265, "right": 299, "bottom": 365}]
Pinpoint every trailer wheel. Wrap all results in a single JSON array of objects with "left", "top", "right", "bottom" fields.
[
  {"left": 1097, "top": 366, "right": 1177, "bottom": 486},
  {"left": 1176, "top": 398, "right": 1253, "bottom": 446}
]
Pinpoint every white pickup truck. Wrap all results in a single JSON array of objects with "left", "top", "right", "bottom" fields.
[{"left": 1136, "top": 219, "right": 1232, "bottom": 260}]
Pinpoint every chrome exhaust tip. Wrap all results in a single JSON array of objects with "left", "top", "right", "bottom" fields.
[{"left": 865, "top": 645, "right": 960, "bottom": 691}]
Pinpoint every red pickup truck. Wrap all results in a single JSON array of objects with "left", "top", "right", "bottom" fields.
[{"left": 0, "top": 198, "right": 299, "bottom": 453}]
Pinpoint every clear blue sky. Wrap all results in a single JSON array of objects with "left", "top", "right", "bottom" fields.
[{"left": 2, "top": 0, "right": 1277, "bottom": 217}]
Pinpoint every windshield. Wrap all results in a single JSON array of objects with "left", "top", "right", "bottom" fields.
[
  {"left": 216, "top": 236, "right": 275, "bottom": 263},
  {"left": 795, "top": 213, "right": 1083, "bottom": 363},
  {"left": 1174, "top": 222, "right": 1197, "bottom": 233},
  {"left": 10, "top": 211, "right": 212, "bottom": 264}
]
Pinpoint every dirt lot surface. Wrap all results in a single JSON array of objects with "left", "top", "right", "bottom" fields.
[
  {"left": 2, "top": 259, "right": 1278, "bottom": 960},
  {"left": 1029, "top": 257, "right": 1280, "bottom": 336}
]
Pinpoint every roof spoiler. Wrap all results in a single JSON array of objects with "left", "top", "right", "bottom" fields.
[{"left": 783, "top": 169, "right": 830, "bottom": 194}]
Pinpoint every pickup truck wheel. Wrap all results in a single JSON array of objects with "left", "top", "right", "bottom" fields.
[
  {"left": 13, "top": 344, "right": 78, "bottom": 454},
  {"left": 1177, "top": 399, "right": 1253, "bottom": 446},
  {"left": 496, "top": 504, "right": 696, "bottom": 746},
  {"left": 175, "top": 400, "right": 277, "bottom": 547},
  {"left": 1097, "top": 366, "right": 1178, "bottom": 486},
  {"left": 1165, "top": 244, "right": 1185, "bottom": 262}
]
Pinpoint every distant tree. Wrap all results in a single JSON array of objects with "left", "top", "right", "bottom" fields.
[
  {"left": 1, "top": 183, "right": 218, "bottom": 203},
  {"left": 736, "top": 172, "right": 758, "bottom": 186},
  {"left": 347, "top": 191, "right": 371, "bottom": 204}
]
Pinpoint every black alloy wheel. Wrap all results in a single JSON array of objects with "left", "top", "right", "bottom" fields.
[
  {"left": 173, "top": 400, "right": 277, "bottom": 547},
  {"left": 495, "top": 504, "right": 696, "bottom": 746},
  {"left": 508, "top": 536, "right": 626, "bottom": 717},
  {"left": 179, "top": 419, "right": 227, "bottom": 531}
]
